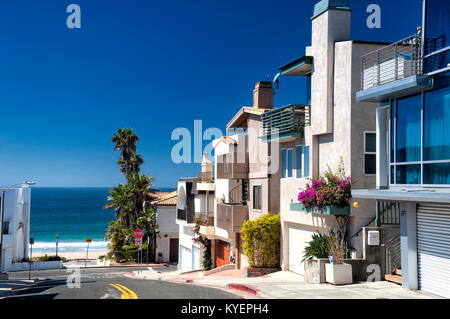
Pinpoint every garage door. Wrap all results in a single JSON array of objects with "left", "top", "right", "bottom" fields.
[
  {"left": 417, "top": 204, "right": 450, "bottom": 298},
  {"left": 215, "top": 240, "right": 230, "bottom": 268},
  {"left": 288, "top": 226, "right": 315, "bottom": 275},
  {"left": 180, "top": 246, "right": 192, "bottom": 272},
  {"left": 193, "top": 246, "right": 201, "bottom": 270}
]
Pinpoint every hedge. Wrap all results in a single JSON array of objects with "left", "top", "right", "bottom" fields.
[{"left": 241, "top": 213, "right": 280, "bottom": 268}]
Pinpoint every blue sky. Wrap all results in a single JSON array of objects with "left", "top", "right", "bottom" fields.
[{"left": 0, "top": 0, "right": 422, "bottom": 188}]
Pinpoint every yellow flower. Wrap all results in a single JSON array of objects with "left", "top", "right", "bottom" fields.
[{"left": 353, "top": 202, "right": 360, "bottom": 208}]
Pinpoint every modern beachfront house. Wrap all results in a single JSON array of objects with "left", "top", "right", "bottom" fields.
[
  {"left": 148, "top": 191, "right": 179, "bottom": 263},
  {"left": 0, "top": 184, "right": 32, "bottom": 272},
  {"left": 209, "top": 81, "right": 281, "bottom": 270},
  {"left": 353, "top": 0, "right": 450, "bottom": 298},
  {"left": 176, "top": 154, "right": 215, "bottom": 271},
  {"left": 270, "top": 0, "right": 402, "bottom": 279}
]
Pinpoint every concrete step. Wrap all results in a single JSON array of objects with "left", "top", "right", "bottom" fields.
[{"left": 385, "top": 274, "right": 402, "bottom": 285}]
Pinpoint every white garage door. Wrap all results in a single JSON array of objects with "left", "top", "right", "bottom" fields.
[
  {"left": 193, "top": 246, "right": 201, "bottom": 270},
  {"left": 417, "top": 204, "right": 450, "bottom": 298},
  {"left": 180, "top": 246, "right": 192, "bottom": 272},
  {"left": 288, "top": 226, "right": 315, "bottom": 275}
]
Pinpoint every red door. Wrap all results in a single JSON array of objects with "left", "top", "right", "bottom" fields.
[{"left": 215, "top": 240, "right": 230, "bottom": 268}]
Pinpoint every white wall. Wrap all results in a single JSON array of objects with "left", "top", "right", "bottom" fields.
[
  {"left": 1, "top": 186, "right": 31, "bottom": 271},
  {"left": 157, "top": 206, "right": 178, "bottom": 235},
  {"left": 155, "top": 206, "right": 178, "bottom": 263}
]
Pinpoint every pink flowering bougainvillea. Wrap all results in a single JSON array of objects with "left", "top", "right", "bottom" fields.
[{"left": 297, "top": 161, "right": 353, "bottom": 209}]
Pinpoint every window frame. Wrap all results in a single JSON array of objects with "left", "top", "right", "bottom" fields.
[
  {"left": 389, "top": 85, "right": 450, "bottom": 187},
  {"left": 252, "top": 184, "right": 262, "bottom": 212},
  {"left": 281, "top": 148, "right": 294, "bottom": 179},
  {"left": 363, "top": 131, "right": 377, "bottom": 176},
  {"left": 294, "top": 145, "right": 311, "bottom": 178}
]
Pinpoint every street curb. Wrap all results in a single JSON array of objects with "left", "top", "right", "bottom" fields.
[{"left": 228, "top": 283, "right": 259, "bottom": 295}]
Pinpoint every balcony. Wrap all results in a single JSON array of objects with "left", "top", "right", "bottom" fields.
[
  {"left": 197, "top": 171, "right": 215, "bottom": 192},
  {"left": 216, "top": 152, "right": 249, "bottom": 180},
  {"left": 195, "top": 211, "right": 214, "bottom": 227},
  {"left": 357, "top": 34, "right": 433, "bottom": 102},
  {"left": 261, "top": 104, "right": 311, "bottom": 143},
  {"left": 216, "top": 203, "right": 249, "bottom": 234}
]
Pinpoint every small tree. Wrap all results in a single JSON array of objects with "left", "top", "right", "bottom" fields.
[
  {"left": 241, "top": 214, "right": 280, "bottom": 268},
  {"left": 193, "top": 220, "right": 212, "bottom": 270}
]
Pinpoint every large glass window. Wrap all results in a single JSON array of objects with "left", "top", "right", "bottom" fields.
[
  {"left": 425, "top": 0, "right": 450, "bottom": 54},
  {"left": 390, "top": 76, "right": 450, "bottom": 185},
  {"left": 424, "top": 0, "right": 450, "bottom": 73},
  {"left": 281, "top": 149, "right": 293, "bottom": 178},
  {"left": 295, "top": 145, "right": 310, "bottom": 178},
  {"left": 424, "top": 82, "right": 450, "bottom": 160},
  {"left": 395, "top": 94, "right": 422, "bottom": 163}
]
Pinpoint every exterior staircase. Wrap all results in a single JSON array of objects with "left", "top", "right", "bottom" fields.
[{"left": 385, "top": 268, "right": 402, "bottom": 285}]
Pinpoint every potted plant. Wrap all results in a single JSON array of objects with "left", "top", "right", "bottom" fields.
[
  {"left": 325, "top": 236, "right": 352, "bottom": 285},
  {"left": 158, "top": 252, "right": 163, "bottom": 263}
]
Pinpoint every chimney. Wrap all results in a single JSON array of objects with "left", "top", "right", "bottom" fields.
[
  {"left": 253, "top": 81, "right": 273, "bottom": 109},
  {"left": 201, "top": 153, "right": 213, "bottom": 174}
]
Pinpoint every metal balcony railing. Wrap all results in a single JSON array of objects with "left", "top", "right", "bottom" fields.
[
  {"left": 361, "top": 34, "right": 422, "bottom": 90},
  {"left": 261, "top": 104, "right": 311, "bottom": 139}
]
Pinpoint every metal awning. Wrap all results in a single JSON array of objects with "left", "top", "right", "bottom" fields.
[{"left": 278, "top": 56, "right": 313, "bottom": 76}]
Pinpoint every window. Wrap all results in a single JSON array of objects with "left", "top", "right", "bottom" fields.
[
  {"left": 390, "top": 78, "right": 450, "bottom": 185},
  {"left": 295, "top": 145, "right": 310, "bottom": 178},
  {"left": 281, "top": 148, "right": 293, "bottom": 178},
  {"left": 2, "top": 221, "right": 9, "bottom": 235},
  {"left": 296, "top": 146, "right": 302, "bottom": 178},
  {"left": 424, "top": 0, "right": 450, "bottom": 73},
  {"left": 253, "top": 185, "right": 262, "bottom": 211},
  {"left": 364, "top": 132, "right": 376, "bottom": 175}
]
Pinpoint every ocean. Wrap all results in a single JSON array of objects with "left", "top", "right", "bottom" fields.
[{"left": 29, "top": 187, "right": 174, "bottom": 254}]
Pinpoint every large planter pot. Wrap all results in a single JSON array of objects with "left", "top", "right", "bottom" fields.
[
  {"left": 304, "top": 258, "right": 329, "bottom": 283},
  {"left": 290, "top": 203, "right": 350, "bottom": 216},
  {"left": 325, "top": 263, "right": 352, "bottom": 285}
]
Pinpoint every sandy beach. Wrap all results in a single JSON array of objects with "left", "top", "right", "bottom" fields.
[{"left": 33, "top": 251, "right": 108, "bottom": 260}]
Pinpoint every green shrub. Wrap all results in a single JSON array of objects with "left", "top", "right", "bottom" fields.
[
  {"left": 241, "top": 213, "right": 280, "bottom": 268},
  {"left": 302, "top": 232, "right": 337, "bottom": 262},
  {"left": 31, "top": 255, "right": 66, "bottom": 262}
]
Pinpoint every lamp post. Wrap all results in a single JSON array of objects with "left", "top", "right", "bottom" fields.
[
  {"left": 56, "top": 233, "right": 59, "bottom": 257},
  {"left": 0, "top": 181, "right": 35, "bottom": 273}
]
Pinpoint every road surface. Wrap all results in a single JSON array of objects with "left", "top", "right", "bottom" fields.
[{"left": 4, "top": 265, "right": 242, "bottom": 299}]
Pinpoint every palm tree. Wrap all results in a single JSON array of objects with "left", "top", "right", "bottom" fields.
[
  {"left": 104, "top": 184, "right": 134, "bottom": 227},
  {"left": 118, "top": 153, "right": 144, "bottom": 176},
  {"left": 112, "top": 128, "right": 141, "bottom": 179}
]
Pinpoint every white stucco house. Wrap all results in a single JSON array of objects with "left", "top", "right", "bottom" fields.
[
  {"left": 149, "top": 191, "right": 179, "bottom": 263},
  {"left": 1, "top": 184, "right": 32, "bottom": 272}
]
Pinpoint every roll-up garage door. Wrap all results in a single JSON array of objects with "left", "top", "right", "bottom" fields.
[{"left": 417, "top": 204, "right": 450, "bottom": 298}]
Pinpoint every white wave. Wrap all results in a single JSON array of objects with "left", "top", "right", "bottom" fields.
[{"left": 31, "top": 241, "right": 109, "bottom": 253}]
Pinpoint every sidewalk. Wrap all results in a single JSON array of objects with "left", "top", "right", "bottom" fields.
[{"left": 126, "top": 268, "right": 442, "bottom": 299}]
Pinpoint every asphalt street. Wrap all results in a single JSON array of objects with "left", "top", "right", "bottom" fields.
[{"left": 3, "top": 265, "right": 242, "bottom": 299}]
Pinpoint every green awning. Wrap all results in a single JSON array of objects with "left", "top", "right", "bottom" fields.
[{"left": 278, "top": 56, "right": 313, "bottom": 76}]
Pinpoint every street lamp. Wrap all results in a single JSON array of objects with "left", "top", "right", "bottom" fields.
[{"left": 0, "top": 181, "right": 35, "bottom": 273}]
